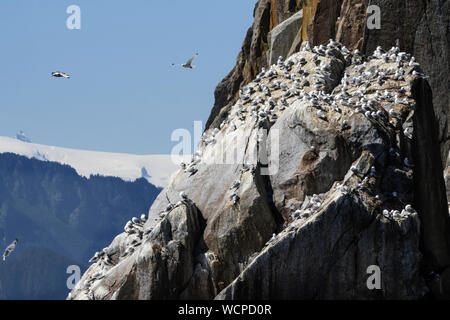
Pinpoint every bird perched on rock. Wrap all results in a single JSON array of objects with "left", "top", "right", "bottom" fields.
[
  {"left": 408, "top": 57, "right": 420, "bottom": 67},
  {"left": 230, "top": 180, "right": 241, "bottom": 190},
  {"left": 2, "top": 239, "right": 18, "bottom": 261},
  {"left": 412, "top": 70, "right": 428, "bottom": 78},
  {"left": 180, "top": 191, "right": 188, "bottom": 201},
  {"left": 132, "top": 217, "right": 143, "bottom": 226},
  {"left": 230, "top": 193, "right": 240, "bottom": 204},
  {"left": 52, "top": 71, "right": 70, "bottom": 79},
  {"left": 172, "top": 53, "right": 199, "bottom": 69},
  {"left": 267, "top": 233, "right": 277, "bottom": 244},
  {"left": 405, "top": 204, "right": 416, "bottom": 214}
]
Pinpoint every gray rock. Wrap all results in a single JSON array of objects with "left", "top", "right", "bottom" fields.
[
  {"left": 71, "top": 45, "right": 449, "bottom": 300},
  {"left": 216, "top": 192, "right": 425, "bottom": 300},
  {"left": 268, "top": 10, "right": 303, "bottom": 66}
]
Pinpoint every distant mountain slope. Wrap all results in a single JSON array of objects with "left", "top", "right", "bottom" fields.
[
  {"left": 0, "top": 247, "right": 80, "bottom": 300},
  {"left": 0, "top": 152, "right": 162, "bottom": 299},
  {"left": 0, "top": 136, "right": 180, "bottom": 188}
]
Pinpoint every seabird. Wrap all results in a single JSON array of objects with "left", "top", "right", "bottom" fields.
[
  {"left": 2, "top": 239, "right": 18, "bottom": 261},
  {"left": 317, "top": 110, "right": 327, "bottom": 120},
  {"left": 389, "top": 109, "right": 401, "bottom": 119},
  {"left": 267, "top": 233, "right": 277, "bottom": 244},
  {"left": 180, "top": 191, "right": 188, "bottom": 201},
  {"left": 88, "top": 251, "right": 104, "bottom": 263},
  {"left": 291, "top": 209, "right": 302, "bottom": 219},
  {"left": 51, "top": 71, "right": 70, "bottom": 79},
  {"left": 230, "top": 193, "right": 240, "bottom": 204},
  {"left": 412, "top": 70, "right": 428, "bottom": 78},
  {"left": 120, "top": 246, "right": 135, "bottom": 258},
  {"left": 172, "top": 53, "right": 199, "bottom": 69},
  {"left": 301, "top": 210, "right": 312, "bottom": 219},
  {"left": 230, "top": 180, "right": 241, "bottom": 190},
  {"left": 409, "top": 57, "right": 420, "bottom": 67}
]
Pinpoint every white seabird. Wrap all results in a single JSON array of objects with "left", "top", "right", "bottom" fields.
[
  {"left": 172, "top": 53, "right": 199, "bottom": 69},
  {"left": 230, "top": 180, "right": 241, "bottom": 190},
  {"left": 2, "top": 239, "right": 18, "bottom": 261},
  {"left": 51, "top": 71, "right": 70, "bottom": 79},
  {"left": 267, "top": 233, "right": 277, "bottom": 244},
  {"left": 180, "top": 191, "right": 188, "bottom": 201}
]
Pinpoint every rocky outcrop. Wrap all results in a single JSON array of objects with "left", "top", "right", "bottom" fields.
[
  {"left": 217, "top": 192, "right": 425, "bottom": 299},
  {"left": 69, "top": 201, "right": 203, "bottom": 300},
  {"left": 71, "top": 37, "right": 450, "bottom": 299},
  {"left": 208, "top": 0, "right": 449, "bottom": 166},
  {"left": 206, "top": 0, "right": 303, "bottom": 131},
  {"left": 268, "top": 10, "right": 303, "bottom": 66}
]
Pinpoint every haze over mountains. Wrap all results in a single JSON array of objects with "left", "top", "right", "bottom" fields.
[{"left": 0, "top": 136, "right": 180, "bottom": 188}]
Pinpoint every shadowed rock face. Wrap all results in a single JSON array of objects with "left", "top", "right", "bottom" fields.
[
  {"left": 71, "top": 37, "right": 449, "bottom": 299},
  {"left": 216, "top": 193, "right": 425, "bottom": 300}
]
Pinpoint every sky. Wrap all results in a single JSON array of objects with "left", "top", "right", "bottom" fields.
[{"left": 0, "top": 0, "right": 257, "bottom": 154}]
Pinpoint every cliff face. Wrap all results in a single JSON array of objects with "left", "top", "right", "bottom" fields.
[
  {"left": 207, "top": 0, "right": 449, "bottom": 166},
  {"left": 69, "top": 0, "right": 449, "bottom": 300},
  {"left": 206, "top": 0, "right": 303, "bottom": 131},
  {"left": 71, "top": 38, "right": 449, "bottom": 298}
]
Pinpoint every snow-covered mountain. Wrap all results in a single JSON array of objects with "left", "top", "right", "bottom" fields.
[
  {"left": 16, "top": 131, "right": 31, "bottom": 143},
  {"left": 0, "top": 136, "right": 183, "bottom": 188}
]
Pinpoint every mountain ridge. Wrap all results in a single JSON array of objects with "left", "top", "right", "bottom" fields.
[{"left": 0, "top": 136, "right": 179, "bottom": 188}]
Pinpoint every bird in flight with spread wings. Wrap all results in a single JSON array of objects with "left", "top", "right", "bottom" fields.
[
  {"left": 51, "top": 71, "right": 70, "bottom": 79},
  {"left": 2, "top": 239, "right": 18, "bottom": 261},
  {"left": 172, "top": 53, "right": 199, "bottom": 69}
]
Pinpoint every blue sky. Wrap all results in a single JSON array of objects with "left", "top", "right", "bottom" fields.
[{"left": 0, "top": 0, "right": 257, "bottom": 154}]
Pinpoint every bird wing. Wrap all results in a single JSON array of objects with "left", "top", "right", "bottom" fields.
[
  {"left": 2, "top": 246, "right": 12, "bottom": 260},
  {"left": 185, "top": 53, "right": 199, "bottom": 66},
  {"left": 6, "top": 242, "right": 16, "bottom": 251}
]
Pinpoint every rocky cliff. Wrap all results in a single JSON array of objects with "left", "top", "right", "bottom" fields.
[
  {"left": 207, "top": 0, "right": 449, "bottom": 166},
  {"left": 70, "top": 0, "right": 450, "bottom": 300}
]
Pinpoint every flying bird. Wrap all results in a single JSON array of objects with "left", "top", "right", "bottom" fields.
[
  {"left": 52, "top": 71, "right": 70, "bottom": 79},
  {"left": 2, "top": 239, "right": 18, "bottom": 261},
  {"left": 172, "top": 53, "right": 199, "bottom": 69}
]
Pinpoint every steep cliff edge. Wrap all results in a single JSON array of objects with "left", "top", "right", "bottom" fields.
[
  {"left": 207, "top": 0, "right": 449, "bottom": 166},
  {"left": 71, "top": 34, "right": 449, "bottom": 298}
]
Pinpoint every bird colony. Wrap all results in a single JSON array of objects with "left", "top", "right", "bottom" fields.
[{"left": 69, "top": 39, "right": 427, "bottom": 299}]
